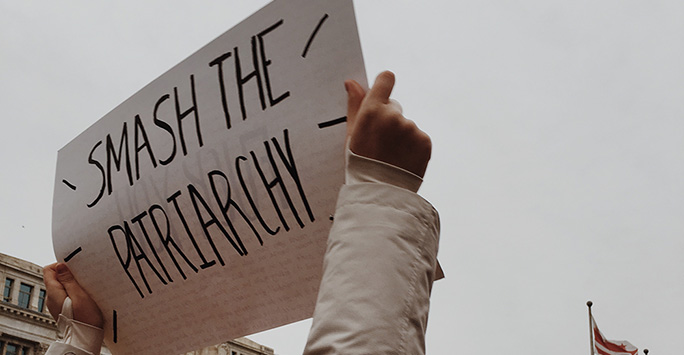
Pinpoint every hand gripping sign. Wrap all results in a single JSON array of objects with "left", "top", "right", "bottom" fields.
[{"left": 52, "top": 0, "right": 366, "bottom": 353}]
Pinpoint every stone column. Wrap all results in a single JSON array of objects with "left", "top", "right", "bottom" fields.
[
  {"left": 30, "top": 286, "right": 41, "bottom": 312},
  {"left": 10, "top": 281, "right": 20, "bottom": 306}
]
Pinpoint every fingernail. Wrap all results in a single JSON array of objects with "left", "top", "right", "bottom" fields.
[{"left": 344, "top": 81, "right": 351, "bottom": 93}]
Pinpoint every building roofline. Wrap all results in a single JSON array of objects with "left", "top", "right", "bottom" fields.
[{"left": 0, "top": 252, "right": 44, "bottom": 278}]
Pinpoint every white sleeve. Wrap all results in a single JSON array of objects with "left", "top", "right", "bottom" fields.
[
  {"left": 303, "top": 148, "right": 440, "bottom": 355},
  {"left": 45, "top": 297, "right": 104, "bottom": 355},
  {"left": 345, "top": 146, "right": 423, "bottom": 193}
]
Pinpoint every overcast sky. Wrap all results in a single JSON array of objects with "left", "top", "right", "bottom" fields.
[{"left": 2, "top": 1, "right": 683, "bottom": 354}]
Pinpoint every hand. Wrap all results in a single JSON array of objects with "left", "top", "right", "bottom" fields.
[
  {"left": 43, "top": 263, "right": 104, "bottom": 328},
  {"left": 345, "top": 71, "right": 432, "bottom": 178}
]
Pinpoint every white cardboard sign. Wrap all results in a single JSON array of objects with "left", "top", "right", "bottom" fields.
[{"left": 52, "top": 0, "right": 366, "bottom": 353}]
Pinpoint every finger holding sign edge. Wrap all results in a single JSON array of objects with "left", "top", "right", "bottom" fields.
[
  {"left": 344, "top": 79, "right": 366, "bottom": 140},
  {"left": 57, "top": 263, "right": 104, "bottom": 328},
  {"left": 43, "top": 262, "right": 104, "bottom": 328},
  {"left": 43, "top": 263, "right": 68, "bottom": 321},
  {"left": 367, "top": 70, "right": 396, "bottom": 103}
]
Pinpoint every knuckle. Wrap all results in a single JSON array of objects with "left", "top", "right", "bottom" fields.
[
  {"left": 395, "top": 118, "right": 418, "bottom": 136},
  {"left": 403, "top": 118, "right": 418, "bottom": 130},
  {"left": 364, "top": 103, "right": 384, "bottom": 116},
  {"left": 419, "top": 130, "right": 432, "bottom": 146},
  {"left": 389, "top": 110, "right": 405, "bottom": 121},
  {"left": 420, "top": 137, "right": 432, "bottom": 159}
]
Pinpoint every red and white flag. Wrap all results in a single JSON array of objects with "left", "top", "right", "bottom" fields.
[{"left": 591, "top": 315, "right": 638, "bottom": 355}]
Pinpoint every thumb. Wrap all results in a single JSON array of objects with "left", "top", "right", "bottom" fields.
[
  {"left": 56, "top": 263, "right": 82, "bottom": 296},
  {"left": 55, "top": 263, "right": 104, "bottom": 327},
  {"left": 367, "top": 70, "right": 395, "bottom": 103},
  {"left": 345, "top": 80, "right": 366, "bottom": 141}
]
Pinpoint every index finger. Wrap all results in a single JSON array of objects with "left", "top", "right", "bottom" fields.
[{"left": 367, "top": 71, "right": 396, "bottom": 103}]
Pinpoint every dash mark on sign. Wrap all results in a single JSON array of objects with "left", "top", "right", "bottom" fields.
[
  {"left": 64, "top": 247, "right": 82, "bottom": 262},
  {"left": 113, "top": 310, "right": 118, "bottom": 343},
  {"left": 62, "top": 179, "right": 77, "bottom": 190},
  {"left": 318, "top": 116, "right": 346, "bottom": 129},
  {"left": 302, "top": 14, "right": 329, "bottom": 58}
]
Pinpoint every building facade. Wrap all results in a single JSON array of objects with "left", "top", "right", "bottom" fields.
[
  {"left": 1, "top": 253, "right": 273, "bottom": 355},
  {"left": 183, "top": 337, "right": 274, "bottom": 355},
  {"left": 1, "top": 252, "right": 55, "bottom": 355}
]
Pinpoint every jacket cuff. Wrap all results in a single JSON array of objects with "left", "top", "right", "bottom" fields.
[
  {"left": 54, "top": 297, "right": 104, "bottom": 355},
  {"left": 346, "top": 146, "right": 423, "bottom": 192}
]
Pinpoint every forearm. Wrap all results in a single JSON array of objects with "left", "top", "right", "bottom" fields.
[{"left": 304, "top": 150, "right": 440, "bottom": 354}]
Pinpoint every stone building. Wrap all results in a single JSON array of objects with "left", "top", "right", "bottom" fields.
[
  {"left": 1, "top": 252, "right": 55, "bottom": 355},
  {"left": 1, "top": 253, "right": 273, "bottom": 355},
  {"left": 183, "top": 337, "right": 274, "bottom": 355}
]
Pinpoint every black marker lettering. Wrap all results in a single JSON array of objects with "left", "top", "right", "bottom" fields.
[
  {"left": 87, "top": 141, "right": 106, "bottom": 208},
  {"left": 109, "top": 224, "right": 144, "bottom": 298},
  {"left": 174, "top": 74, "right": 203, "bottom": 156},
  {"left": 167, "top": 190, "right": 216, "bottom": 269},
  {"left": 133, "top": 114, "right": 158, "bottom": 180},
  {"left": 208, "top": 170, "right": 263, "bottom": 246},
  {"left": 257, "top": 19, "right": 290, "bottom": 107},
  {"left": 209, "top": 52, "right": 233, "bottom": 129},
  {"left": 106, "top": 122, "right": 134, "bottom": 195},
  {"left": 153, "top": 94, "right": 177, "bottom": 166},
  {"left": 124, "top": 220, "right": 168, "bottom": 296},
  {"left": 103, "top": 128, "right": 314, "bottom": 296},
  {"left": 131, "top": 210, "right": 171, "bottom": 283},
  {"left": 148, "top": 204, "right": 198, "bottom": 280},
  {"left": 234, "top": 42, "right": 265, "bottom": 120},
  {"left": 271, "top": 129, "right": 314, "bottom": 223},
  {"left": 250, "top": 149, "right": 291, "bottom": 231},
  {"left": 236, "top": 155, "right": 280, "bottom": 236},
  {"left": 188, "top": 183, "right": 246, "bottom": 263}
]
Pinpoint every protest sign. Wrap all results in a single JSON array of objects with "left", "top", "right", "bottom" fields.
[{"left": 52, "top": 0, "right": 366, "bottom": 352}]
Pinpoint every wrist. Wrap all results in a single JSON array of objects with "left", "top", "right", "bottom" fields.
[
  {"left": 56, "top": 297, "right": 104, "bottom": 354},
  {"left": 345, "top": 144, "right": 423, "bottom": 192}
]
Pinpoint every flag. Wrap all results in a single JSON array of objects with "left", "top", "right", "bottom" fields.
[{"left": 591, "top": 315, "right": 638, "bottom": 355}]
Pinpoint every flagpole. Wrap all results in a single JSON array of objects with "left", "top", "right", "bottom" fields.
[{"left": 587, "top": 301, "right": 595, "bottom": 355}]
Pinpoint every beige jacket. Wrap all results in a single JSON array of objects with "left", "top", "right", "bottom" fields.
[{"left": 303, "top": 182, "right": 440, "bottom": 355}]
